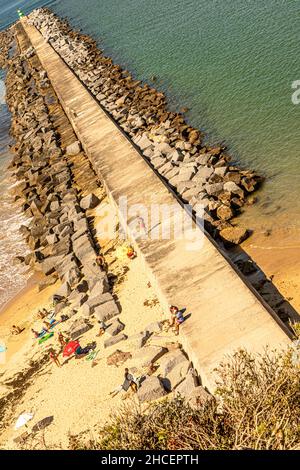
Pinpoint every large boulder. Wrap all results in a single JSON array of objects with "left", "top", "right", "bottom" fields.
[
  {"left": 135, "top": 134, "right": 153, "bottom": 151},
  {"left": 144, "top": 321, "right": 163, "bottom": 334},
  {"left": 162, "top": 360, "right": 191, "bottom": 391},
  {"left": 80, "top": 193, "right": 100, "bottom": 210},
  {"left": 104, "top": 333, "right": 127, "bottom": 348},
  {"left": 86, "top": 292, "right": 114, "bottom": 313},
  {"left": 127, "top": 330, "right": 151, "bottom": 349},
  {"left": 69, "top": 318, "right": 91, "bottom": 339},
  {"left": 54, "top": 282, "right": 71, "bottom": 300},
  {"left": 72, "top": 234, "right": 96, "bottom": 263},
  {"left": 131, "top": 346, "right": 167, "bottom": 368},
  {"left": 105, "top": 318, "right": 125, "bottom": 337},
  {"left": 220, "top": 226, "right": 249, "bottom": 245},
  {"left": 81, "top": 261, "right": 107, "bottom": 285},
  {"left": 205, "top": 182, "right": 224, "bottom": 196},
  {"left": 174, "top": 369, "right": 199, "bottom": 397},
  {"left": 216, "top": 204, "right": 234, "bottom": 221},
  {"left": 223, "top": 181, "right": 244, "bottom": 199},
  {"left": 158, "top": 350, "right": 188, "bottom": 376},
  {"left": 64, "top": 265, "right": 82, "bottom": 288},
  {"left": 40, "top": 255, "right": 63, "bottom": 275},
  {"left": 66, "top": 141, "right": 81, "bottom": 155},
  {"left": 94, "top": 300, "right": 119, "bottom": 322},
  {"left": 137, "top": 376, "right": 166, "bottom": 403},
  {"left": 89, "top": 277, "right": 110, "bottom": 296}
]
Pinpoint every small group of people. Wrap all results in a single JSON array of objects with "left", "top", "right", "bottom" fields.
[
  {"left": 31, "top": 320, "right": 56, "bottom": 339},
  {"left": 37, "top": 308, "right": 49, "bottom": 320},
  {"left": 49, "top": 337, "right": 96, "bottom": 367}
]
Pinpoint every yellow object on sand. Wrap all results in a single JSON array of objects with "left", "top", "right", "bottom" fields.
[{"left": 115, "top": 245, "right": 133, "bottom": 261}]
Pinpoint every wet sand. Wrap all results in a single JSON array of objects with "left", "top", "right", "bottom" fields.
[
  {"left": 242, "top": 227, "right": 300, "bottom": 314},
  {"left": 0, "top": 275, "right": 59, "bottom": 365}
]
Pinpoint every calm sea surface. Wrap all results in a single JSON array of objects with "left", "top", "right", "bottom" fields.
[{"left": 0, "top": 0, "right": 299, "bottom": 305}]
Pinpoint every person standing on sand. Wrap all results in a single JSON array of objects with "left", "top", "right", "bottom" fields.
[
  {"left": 49, "top": 349, "right": 61, "bottom": 367},
  {"left": 58, "top": 332, "right": 67, "bottom": 348}
]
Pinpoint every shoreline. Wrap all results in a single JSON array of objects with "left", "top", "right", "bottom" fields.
[
  {"left": 0, "top": 276, "right": 58, "bottom": 366},
  {"left": 0, "top": 272, "right": 36, "bottom": 316},
  {"left": 0, "top": 8, "right": 297, "bottom": 450}
]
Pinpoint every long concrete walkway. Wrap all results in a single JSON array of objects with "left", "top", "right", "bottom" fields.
[{"left": 22, "top": 20, "right": 290, "bottom": 388}]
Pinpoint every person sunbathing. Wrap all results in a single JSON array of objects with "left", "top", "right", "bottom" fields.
[
  {"left": 31, "top": 328, "right": 40, "bottom": 338},
  {"left": 74, "top": 342, "right": 96, "bottom": 358},
  {"left": 43, "top": 321, "right": 51, "bottom": 331},
  {"left": 96, "top": 254, "right": 106, "bottom": 270},
  {"left": 37, "top": 309, "right": 48, "bottom": 319},
  {"left": 11, "top": 325, "right": 22, "bottom": 335}
]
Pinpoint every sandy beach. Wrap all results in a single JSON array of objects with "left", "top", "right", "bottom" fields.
[{"left": 0, "top": 241, "right": 178, "bottom": 449}]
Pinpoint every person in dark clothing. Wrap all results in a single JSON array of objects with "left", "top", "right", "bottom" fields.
[{"left": 109, "top": 368, "right": 138, "bottom": 397}]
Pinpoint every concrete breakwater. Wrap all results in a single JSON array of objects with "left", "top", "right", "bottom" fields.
[
  {"left": 0, "top": 13, "right": 292, "bottom": 393},
  {"left": 27, "top": 7, "right": 264, "bottom": 246},
  {"left": 0, "top": 23, "right": 212, "bottom": 409}
]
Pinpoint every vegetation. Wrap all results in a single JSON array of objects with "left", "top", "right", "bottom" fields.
[{"left": 69, "top": 347, "right": 300, "bottom": 450}]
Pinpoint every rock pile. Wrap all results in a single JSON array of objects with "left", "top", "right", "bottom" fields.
[
  {"left": 0, "top": 28, "right": 13, "bottom": 67},
  {"left": 27, "top": 7, "right": 264, "bottom": 244},
  {"left": 4, "top": 30, "right": 120, "bottom": 328}
]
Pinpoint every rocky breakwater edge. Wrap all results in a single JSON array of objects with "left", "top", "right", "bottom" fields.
[
  {"left": 0, "top": 25, "right": 214, "bottom": 421},
  {"left": 28, "top": 7, "right": 264, "bottom": 247}
]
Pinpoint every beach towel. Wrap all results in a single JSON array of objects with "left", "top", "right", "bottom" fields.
[
  {"left": 49, "top": 321, "right": 61, "bottom": 330},
  {"left": 86, "top": 350, "right": 99, "bottom": 362},
  {"left": 38, "top": 332, "right": 54, "bottom": 344}
]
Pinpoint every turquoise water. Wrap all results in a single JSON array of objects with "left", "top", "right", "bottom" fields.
[{"left": 1, "top": 0, "right": 300, "bottom": 234}]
